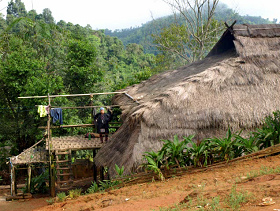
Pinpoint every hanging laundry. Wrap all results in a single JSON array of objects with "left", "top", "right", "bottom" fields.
[
  {"left": 50, "top": 108, "right": 63, "bottom": 124},
  {"left": 37, "top": 105, "right": 47, "bottom": 117},
  {"left": 45, "top": 105, "right": 50, "bottom": 115}
]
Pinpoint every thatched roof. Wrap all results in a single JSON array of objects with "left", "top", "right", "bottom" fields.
[{"left": 94, "top": 24, "right": 280, "bottom": 176}]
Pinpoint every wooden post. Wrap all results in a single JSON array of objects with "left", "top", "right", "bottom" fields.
[
  {"left": 47, "top": 93, "right": 56, "bottom": 197},
  {"left": 93, "top": 149, "right": 97, "bottom": 182},
  {"left": 27, "top": 165, "right": 32, "bottom": 193},
  {"left": 11, "top": 166, "right": 16, "bottom": 196},
  {"left": 100, "top": 166, "right": 104, "bottom": 181}
]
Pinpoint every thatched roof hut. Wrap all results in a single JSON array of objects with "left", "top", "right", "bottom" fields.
[{"left": 95, "top": 24, "right": 280, "bottom": 176}]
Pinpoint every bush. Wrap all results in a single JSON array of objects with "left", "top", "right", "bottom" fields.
[
  {"left": 23, "top": 168, "right": 49, "bottom": 194},
  {"left": 87, "top": 181, "right": 99, "bottom": 194},
  {"left": 68, "top": 188, "right": 82, "bottom": 199},
  {"left": 254, "top": 110, "right": 280, "bottom": 149},
  {"left": 57, "top": 192, "right": 67, "bottom": 202}
]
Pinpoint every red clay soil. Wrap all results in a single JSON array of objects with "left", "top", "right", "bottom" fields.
[{"left": 2, "top": 155, "right": 280, "bottom": 211}]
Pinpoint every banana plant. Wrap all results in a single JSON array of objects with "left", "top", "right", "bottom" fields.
[
  {"left": 160, "top": 135, "right": 193, "bottom": 167},
  {"left": 208, "top": 128, "right": 238, "bottom": 162},
  {"left": 142, "top": 151, "right": 165, "bottom": 181},
  {"left": 186, "top": 139, "right": 212, "bottom": 167},
  {"left": 234, "top": 134, "right": 259, "bottom": 155},
  {"left": 114, "top": 164, "right": 124, "bottom": 178},
  {"left": 254, "top": 111, "right": 280, "bottom": 149}
]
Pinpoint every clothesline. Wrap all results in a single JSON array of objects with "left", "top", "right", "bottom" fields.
[{"left": 18, "top": 91, "right": 127, "bottom": 99}]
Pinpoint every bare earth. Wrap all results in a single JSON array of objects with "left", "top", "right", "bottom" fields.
[{"left": 2, "top": 155, "right": 280, "bottom": 211}]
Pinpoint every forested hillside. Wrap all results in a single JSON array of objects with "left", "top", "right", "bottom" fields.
[{"left": 105, "top": 2, "right": 278, "bottom": 55}]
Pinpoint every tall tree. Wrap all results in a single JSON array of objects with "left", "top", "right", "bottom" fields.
[
  {"left": 152, "top": 0, "right": 224, "bottom": 64},
  {"left": 42, "top": 8, "right": 54, "bottom": 24}
]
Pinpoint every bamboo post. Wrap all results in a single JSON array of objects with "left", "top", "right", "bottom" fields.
[
  {"left": 27, "top": 165, "right": 32, "bottom": 193},
  {"left": 93, "top": 149, "right": 97, "bottom": 182},
  {"left": 89, "top": 94, "right": 95, "bottom": 133},
  {"left": 47, "top": 93, "right": 55, "bottom": 197},
  {"left": 11, "top": 166, "right": 16, "bottom": 196}
]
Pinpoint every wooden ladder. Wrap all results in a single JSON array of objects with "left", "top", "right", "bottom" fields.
[{"left": 55, "top": 149, "right": 73, "bottom": 192}]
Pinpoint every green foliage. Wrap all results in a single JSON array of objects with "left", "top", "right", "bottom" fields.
[
  {"left": 142, "top": 110, "right": 280, "bottom": 174},
  {"left": 23, "top": 169, "right": 49, "bottom": 194},
  {"left": 234, "top": 134, "right": 259, "bottom": 155},
  {"left": 87, "top": 179, "right": 122, "bottom": 194},
  {"left": 99, "top": 179, "right": 121, "bottom": 190},
  {"left": 186, "top": 139, "right": 212, "bottom": 167},
  {"left": 142, "top": 152, "right": 165, "bottom": 181},
  {"left": 46, "top": 198, "right": 54, "bottom": 205},
  {"left": 161, "top": 135, "right": 192, "bottom": 167},
  {"left": 68, "top": 188, "right": 82, "bottom": 199},
  {"left": 253, "top": 110, "right": 280, "bottom": 149},
  {"left": 0, "top": 0, "right": 158, "bottom": 161},
  {"left": 106, "top": 2, "right": 276, "bottom": 57},
  {"left": 87, "top": 181, "right": 99, "bottom": 194},
  {"left": 245, "top": 166, "right": 280, "bottom": 180},
  {"left": 56, "top": 192, "right": 67, "bottom": 202},
  {"left": 207, "top": 128, "right": 239, "bottom": 161},
  {"left": 114, "top": 164, "right": 124, "bottom": 178},
  {"left": 225, "top": 186, "right": 251, "bottom": 211}
]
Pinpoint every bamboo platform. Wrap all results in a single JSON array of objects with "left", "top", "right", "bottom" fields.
[{"left": 46, "top": 135, "right": 104, "bottom": 151}]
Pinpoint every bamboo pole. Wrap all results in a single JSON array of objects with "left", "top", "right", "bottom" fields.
[
  {"left": 18, "top": 91, "right": 126, "bottom": 99},
  {"left": 38, "top": 122, "right": 121, "bottom": 129},
  {"left": 93, "top": 149, "right": 97, "bottom": 183},
  {"left": 11, "top": 166, "right": 16, "bottom": 196},
  {"left": 39, "top": 124, "right": 95, "bottom": 129},
  {"left": 47, "top": 94, "right": 55, "bottom": 197},
  {"left": 27, "top": 165, "right": 31, "bottom": 193},
  {"left": 50, "top": 104, "right": 135, "bottom": 109}
]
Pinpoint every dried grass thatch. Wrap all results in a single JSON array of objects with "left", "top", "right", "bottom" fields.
[{"left": 94, "top": 24, "right": 280, "bottom": 176}]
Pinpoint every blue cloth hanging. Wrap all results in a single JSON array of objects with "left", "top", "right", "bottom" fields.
[{"left": 50, "top": 108, "right": 63, "bottom": 125}]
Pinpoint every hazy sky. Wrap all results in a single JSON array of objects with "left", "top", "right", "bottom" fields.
[{"left": 0, "top": 0, "right": 279, "bottom": 30}]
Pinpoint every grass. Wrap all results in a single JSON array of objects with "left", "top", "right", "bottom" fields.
[
  {"left": 68, "top": 188, "right": 82, "bottom": 199},
  {"left": 235, "top": 165, "right": 280, "bottom": 183},
  {"left": 154, "top": 203, "right": 189, "bottom": 211},
  {"left": 56, "top": 192, "right": 67, "bottom": 202},
  {"left": 246, "top": 165, "right": 280, "bottom": 179},
  {"left": 225, "top": 185, "right": 252, "bottom": 211},
  {"left": 46, "top": 198, "right": 54, "bottom": 205}
]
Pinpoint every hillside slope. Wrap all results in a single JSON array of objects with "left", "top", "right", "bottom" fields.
[
  {"left": 105, "top": 2, "right": 277, "bottom": 54},
  {"left": 28, "top": 154, "right": 280, "bottom": 211}
]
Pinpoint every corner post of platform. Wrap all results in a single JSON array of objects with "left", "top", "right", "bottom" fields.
[{"left": 47, "top": 93, "right": 55, "bottom": 197}]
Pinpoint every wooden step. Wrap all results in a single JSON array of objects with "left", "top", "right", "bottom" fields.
[
  {"left": 56, "top": 167, "right": 71, "bottom": 170},
  {"left": 57, "top": 180, "right": 73, "bottom": 184},
  {"left": 56, "top": 151, "right": 71, "bottom": 155},
  {"left": 56, "top": 160, "right": 71, "bottom": 163},
  {"left": 56, "top": 187, "right": 70, "bottom": 191},
  {"left": 56, "top": 173, "right": 73, "bottom": 176}
]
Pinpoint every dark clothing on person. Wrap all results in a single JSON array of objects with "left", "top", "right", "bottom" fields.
[
  {"left": 94, "top": 109, "right": 112, "bottom": 134},
  {"left": 50, "top": 108, "right": 63, "bottom": 124}
]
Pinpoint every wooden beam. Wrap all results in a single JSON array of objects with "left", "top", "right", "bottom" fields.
[
  {"left": 39, "top": 122, "right": 121, "bottom": 129},
  {"left": 18, "top": 91, "right": 126, "bottom": 99}
]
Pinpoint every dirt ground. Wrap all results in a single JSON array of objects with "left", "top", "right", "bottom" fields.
[{"left": 1, "top": 155, "right": 280, "bottom": 211}]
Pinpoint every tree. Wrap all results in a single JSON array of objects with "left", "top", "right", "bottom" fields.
[
  {"left": 7, "top": 0, "right": 27, "bottom": 18},
  {"left": 42, "top": 8, "right": 54, "bottom": 24},
  {"left": 153, "top": 0, "right": 224, "bottom": 63}
]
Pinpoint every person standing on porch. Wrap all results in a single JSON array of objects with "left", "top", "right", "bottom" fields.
[{"left": 94, "top": 107, "right": 112, "bottom": 143}]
